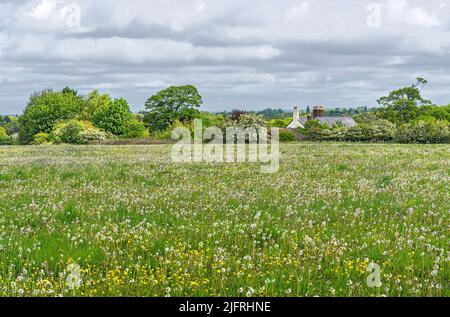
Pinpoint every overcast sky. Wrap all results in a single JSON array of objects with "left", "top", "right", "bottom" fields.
[{"left": 1, "top": 0, "right": 450, "bottom": 114}]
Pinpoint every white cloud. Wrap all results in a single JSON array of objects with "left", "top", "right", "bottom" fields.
[
  {"left": 22, "top": 0, "right": 56, "bottom": 20},
  {"left": 1, "top": 0, "right": 450, "bottom": 113},
  {"left": 409, "top": 7, "right": 441, "bottom": 27},
  {"left": 386, "top": 0, "right": 441, "bottom": 28},
  {"left": 285, "top": 1, "right": 311, "bottom": 23},
  {"left": 10, "top": 36, "right": 280, "bottom": 64}
]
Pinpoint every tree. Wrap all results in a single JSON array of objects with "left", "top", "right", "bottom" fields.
[
  {"left": 377, "top": 78, "right": 433, "bottom": 123},
  {"left": 144, "top": 85, "right": 202, "bottom": 132},
  {"left": 257, "top": 108, "right": 287, "bottom": 119},
  {"left": 0, "top": 127, "right": 8, "bottom": 141},
  {"left": 83, "top": 90, "right": 112, "bottom": 120},
  {"left": 92, "top": 98, "right": 133, "bottom": 136},
  {"left": 124, "top": 117, "right": 148, "bottom": 138},
  {"left": 412, "top": 77, "right": 428, "bottom": 89},
  {"left": 19, "top": 90, "right": 84, "bottom": 143},
  {"left": 62, "top": 86, "right": 79, "bottom": 96}
]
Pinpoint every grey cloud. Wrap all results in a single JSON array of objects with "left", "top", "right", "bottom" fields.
[{"left": 1, "top": 0, "right": 450, "bottom": 114}]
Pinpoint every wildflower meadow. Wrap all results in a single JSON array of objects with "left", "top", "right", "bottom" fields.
[{"left": 0, "top": 143, "right": 448, "bottom": 297}]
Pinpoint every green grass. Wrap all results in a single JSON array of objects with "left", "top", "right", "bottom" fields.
[{"left": 0, "top": 143, "right": 448, "bottom": 297}]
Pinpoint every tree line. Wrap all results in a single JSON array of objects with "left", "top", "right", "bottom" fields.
[
  {"left": 0, "top": 78, "right": 449, "bottom": 145},
  {"left": 299, "top": 78, "right": 450, "bottom": 143}
]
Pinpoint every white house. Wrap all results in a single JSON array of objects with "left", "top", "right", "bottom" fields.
[{"left": 287, "top": 106, "right": 357, "bottom": 129}]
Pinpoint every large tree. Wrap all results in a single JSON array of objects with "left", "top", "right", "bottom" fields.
[
  {"left": 92, "top": 98, "right": 133, "bottom": 136},
  {"left": 83, "top": 90, "right": 113, "bottom": 121},
  {"left": 377, "top": 78, "right": 433, "bottom": 123},
  {"left": 19, "top": 89, "right": 84, "bottom": 143},
  {"left": 144, "top": 85, "right": 202, "bottom": 132}
]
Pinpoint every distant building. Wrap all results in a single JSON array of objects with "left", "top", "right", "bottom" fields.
[{"left": 287, "top": 106, "right": 357, "bottom": 129}]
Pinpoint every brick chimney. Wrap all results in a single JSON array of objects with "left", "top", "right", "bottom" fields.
[
  {"left": 312, "top": 106, "right": 320, "bottom": 119},
  {"left": 319, "top": 106, "right": 325, "bottom": 117},
  {"left": 313, "top": 106, "right": 326, "bottom": 118}
]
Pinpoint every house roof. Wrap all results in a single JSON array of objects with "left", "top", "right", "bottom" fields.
[
  {"left": 288, "top": 116, "right": 358, "bottom": 129},
  {"left": 301, "top": 117, "right": 357, "bottom": 127}
]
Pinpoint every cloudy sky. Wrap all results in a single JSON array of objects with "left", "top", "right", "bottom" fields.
[{"left": 1, "top": 0, "right": 450, "bottom": 114}]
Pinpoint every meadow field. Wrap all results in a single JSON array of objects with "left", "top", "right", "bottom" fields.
[{"left": 0, "top": 144, "right": 448, "bottom": 297}]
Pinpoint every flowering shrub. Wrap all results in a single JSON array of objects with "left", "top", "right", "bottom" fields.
[
  {"left": 300, "top": 119, "right": 450, "bottom": 144},
  {"left": 51, "top": 120, "right": 86, "bottom": 144},
  {"left": 79, "top": 129, "right": 108, "bottom": 143},
  {"left": 394, "top": 120, "right": 450, "bottom": 144}
]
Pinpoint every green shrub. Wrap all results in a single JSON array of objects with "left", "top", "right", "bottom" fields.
[
  {"left": 269, "top": 118, "right": 291, "bottom": 128},
  {"left": 345, "top": 120, "right": 395, "bottom": 142},
  {"left": 301, "top": 118, "right": 397, "bottom": 143},
  {"left": 152, "top": 121, "right": 186, "bottom": 140},
  {"left": 0, "top": 127, "right": 10, "bottom": 145},
  {"left": 124, "top": 119, "right": 149, "bottom": 138},
  {"left": 51, "top": 120, "right": 86, "bottom": 144},
  {"left": 279, "top": 130, "right": 296, "bottom": 142},
  {"left": 33, "top": 132, "right": 50, "bottom": 145},
  {"left": 79, "top": 129, "right": 108, "bottom": 143},
  {"left": 92, "top": 98, "right": 133, "bottom": 136},
  {"left": 0, "top": 127, "right": 7, "bottom": 140},
  {"left": 395, "top": 120, "right": 449, "bottom": 144},
  {"left": 299, "top": 120, "right": 330, "bottom": 141}
]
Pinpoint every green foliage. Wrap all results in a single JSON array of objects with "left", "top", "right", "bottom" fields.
[
  {"left": 124, "top": 119, "right": 149, "bottom": 138},
  {"left": 0, "top": 126, "right": 7, "bottom": 139},
  {"left": 61, "top": 86, "right": 79, "bottom": 96},
  {"left": 79, "top": 129, "right": 109, "bottom": 143},
  {"left": 279, "top": 130, "right": 296, "bottom": 142},
  {"left": 198, "top": 112, "right": 226, "bottom": 129},
  {"left": 32, "top": 132, "right": 50, "bottom": 145},
  {"left": 299, "top": 120, "right": 330, "bottom": 141},
  {"left": 257, "top": 108, "right": 289, "bottom": 119},
  {"left": 377, "top": 78, "right": 433, "bottom": 124},
  {"left": 92, "top": 98, "right": 133, "bottom": 136},
  {"left": 0, "top": 127, "right": 8, "bottom": 141},
  {"left": 269, "top": 118, "right": 291, "bottom": 128},
  {"left": 226, "top": 113, "right": 267, "bottom": 130},
  {"left": 19, "top": 90, "right": 84, "bottom": 143},
  {"left": 83, "top": 90, "right": 113, "bottom": 121},
  {"left": 1, "top": 116, "right": 20, "bottom": 135},
  {"left": 345, "top": 120, "right": 396, "bottom": 142},
  {"left": 353, "top": 112, "right": 380, "bottom": 124},
  {"left": 151, "top": 120, "right": 185, "bottom": 140},
  {"left": 51, "top": 120, "right": 86, "bottom": 144},
  {"left": 301, "top": 117, "right": 449, "bottom": 144},
  {"left": 416, "top": 105, "right": 450, "bottom": 122},
  {"left": 301, "top": 119, "right": 396, "bottom": 143},
  {"left": 326, "top": 106, "right": 376, "bottom": 116},
  {"left": 144, "top": 85, "right": 202, "bottom": 132},
  {"left": 394, "top": 120, "right": 449, "bottom": 144}
]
